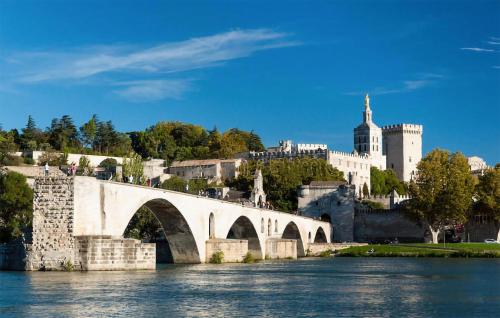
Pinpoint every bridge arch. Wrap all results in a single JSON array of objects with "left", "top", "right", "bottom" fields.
[
  {"left": 126, "top": 198, "right": 201, "bottom": 264},
  {"left": 314, "top": 226, "right": 327, "bottom": 243},
  {"left": 226, "top": 216, "right": 263, "bottom": 259},
  {"left": 281, "top": 221, "right": 306, "bottom": 257}
]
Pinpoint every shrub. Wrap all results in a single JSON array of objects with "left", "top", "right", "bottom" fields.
[
  {"left": 362, "top": 200, "right": 385, "bottom": 210},
  {"left": 61, "top": 260, "right": 74, "bottom": 271},
  {"left": 23, "top": 157, "right": 35, "bottom": 165},
  {"left": 319, "top": 249, "right": 333, "bottom": 257},
  {"left": 209, "top": 250, "right": 224, "bottom": 264},
  {"left": 243, "top": 252, "right": 255, "bottom": 263}
]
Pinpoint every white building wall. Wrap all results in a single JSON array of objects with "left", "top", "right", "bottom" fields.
[
  {"left": 382, "top": 124, "right": 423, "bottom": 182},
  {"left": 327, "top": 151, "right": 371, "bottom": 195}
]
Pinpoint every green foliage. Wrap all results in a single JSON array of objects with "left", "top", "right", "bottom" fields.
[
  {"left": 98, "top": 158, "right": 118, "bottom": 170},
  {"left": 227, "top": 158, "right": 344, "bottom": 212},
  {"left": 474, "top": 166, "right": 500, "bottom": 222},
  {"left": 124, "top": 206, "right": 163, "bottom": 242},
  {"left": 0, "top": 172, "right": 33, "bottom": 243},
  {"left": 209, "top": 250, "right": 224, "bottom": 264},
  {"left": 122, "top": 152, "right": 144, "bottom": 185},
  {"left": 23, "top": 157, "right": 35, "bottom": 165},
  {"left": 161, "top": 176, "right": 210, "bottom": 194},
  {"left": 362, "top": 200, "right": 385, "bottom": 209},
  {"left": 78, "top": 156, "right": 93, "bottom": 176},
  {"left": 362, "top": 182, "right": 369, "bottom": 198},
  {"left": 337, "top": 244, "right": 500, "bottom": 258},
  {"left": 61, "top": 260, "right": 74, "bottom": 271},
  {"left": 161, "top": 175, "right": 187, "bottom": 192},
  {"left": 37, "top": 149, "right": 68, "bottom": 166},
  {"left": 407, "top": 149, "right": 475, "bottom": 235},
  {"left": 319, "top": 249, "right": 333, "bottom": 257},
  {"left": 370, "top": 167, "right": 406, "bottom": 196},
  {"left": 0, "top": 130, "right": 19, "bottom": 166},
  {"left": 48, "top": 115, "right": 80, "bottom": 150},
  {"left": 243, "top": 252, "right": 256, "bottom": 263}
]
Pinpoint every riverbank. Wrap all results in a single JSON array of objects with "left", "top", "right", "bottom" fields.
[{"left": 336, "top": 243, "right": 500, "bottom": 258}]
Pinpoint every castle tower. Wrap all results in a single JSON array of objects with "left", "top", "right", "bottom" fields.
[
  {"left": 250, "top": 168, "right": 266, "bottom": 207},
  {"left": 382, "top": 124, "right": 423, "bottom": 182},
  {"left": 353, "top": 94, "right": 386, "bottom": 170}
]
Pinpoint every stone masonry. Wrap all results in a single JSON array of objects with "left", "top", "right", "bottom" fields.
[{"left": 29, "top": 177, "right": 76, "bottom": 270}]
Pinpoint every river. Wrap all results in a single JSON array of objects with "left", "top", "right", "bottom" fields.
[{"left": 1, "top": 258, "right": 499, "bottom": 317}]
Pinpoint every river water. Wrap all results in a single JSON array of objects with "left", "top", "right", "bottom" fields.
[{"left": 1, "top": 258, "right": 499, "bottom": 317}]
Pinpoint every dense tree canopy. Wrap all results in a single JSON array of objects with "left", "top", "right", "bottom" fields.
[
  {"left": 228, "top": 158, "right": 344, "bottom": 212},
  {"left": 0, "top": 172, "right": 33, "bottom": 243},
  {"left": 370, "top": 167, "right": 406, "bottom": 196},
  {"left": 407, "top": 149, "right": 475, "bottom": 243},
  {"left": 6, "top": 116, "right": 265, "bottom": 165}
]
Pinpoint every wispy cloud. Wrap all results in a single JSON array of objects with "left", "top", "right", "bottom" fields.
[
  {"left": 344, "top": 73, "right": 444, "bottom": 96},
  {"left": 2, "top": 28, "right": 299, "bottom": 101},
  {"left": 112, "top": 79, "right": 191, "bottom": 102},
  {"left": 493, "top": 66, "right": 500, "bottom": 69},
  {"left": 460, "top": 47, "right": 494, "bottom": 52},
  {"left": 487, "top": 41, "right": 500, "bottom": 45}
]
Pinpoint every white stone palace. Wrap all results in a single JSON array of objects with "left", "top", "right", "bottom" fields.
[{"left": 244, "top": 95, "right": 423, "bottom": 194}]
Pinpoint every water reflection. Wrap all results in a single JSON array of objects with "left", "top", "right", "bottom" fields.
[{"left": 1, "top": 258, "right": 499, "bottom": 317}]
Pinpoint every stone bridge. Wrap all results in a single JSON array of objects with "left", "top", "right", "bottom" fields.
[{"left": 28, "top": 177, "right": 331, "bottom": 270}]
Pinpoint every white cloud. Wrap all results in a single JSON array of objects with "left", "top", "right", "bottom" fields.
[
  {"left": 2, "top": 29, "right": 299, "bottom": 101},
  {"left": 487, "top": 41, "right": 500, "bottom": 45},
  {"left": 493, "top": 66, "right": 500, "bottom": 69},
  {"left": 113, "top": 80, "right": 191, "bottom": 102},
  {"left": 344, "top": 73, "right": 443, "bottom": 96},
  {"left": 12, "top": 29, "right": 298, "bottom": 83},
  {"left": 460, "top": 47, "right": 494, "bottom": 52}
]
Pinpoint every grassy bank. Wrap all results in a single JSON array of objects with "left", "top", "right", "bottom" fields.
[{"left": 336, "top": 243, "right": 500, "bottom": 258}]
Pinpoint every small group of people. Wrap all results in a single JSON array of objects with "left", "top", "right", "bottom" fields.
[
  {"left": 67, "top": 162, "right": 77, "bottom": 176},
  {"left": 256, "top": 201, "right": 274, "bottom": 210}
]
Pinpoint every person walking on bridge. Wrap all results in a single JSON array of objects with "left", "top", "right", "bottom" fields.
[{"left": 44, "top": 162, "right": 49, "bottom": 176}]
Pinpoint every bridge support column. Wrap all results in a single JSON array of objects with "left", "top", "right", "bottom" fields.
[
  {"left": 205, "top": 239, "right": 248, "bottom": 263},
  {"left": 265, "top": 239, "right": 297, "bottom": 259}
]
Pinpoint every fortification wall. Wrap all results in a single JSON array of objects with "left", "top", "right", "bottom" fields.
[{"left": 354, "top": 210, "right": 426, "bottom": 243}]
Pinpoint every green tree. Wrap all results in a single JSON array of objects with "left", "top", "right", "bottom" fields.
[
  {"left": 228, "top": 158, "right": 344, "bottom": 212},
  {"left": 122, "top": 152, "right": 144, "bottom": 185},
  {"left": 407, "top": 149, "right": 475, "bottom": 243},
  {"left": 0, "top": 172, "right": 33, "bottom": 242},
  {"left": 362, "top": 182, "right": 369, "bottom": 198},
  {"left": 48, "top": 115, "right": 80, "bottom": 151},
  {"left": 370, "top": 166, "right": 405, "bottom": 196},
  {"left": 474, "top": 166, "right": 500, "bottom": 241},
  {"left": 20, "top": 115, "right": 42, "bottom": 150},
  {"left": 124, "top": 206, "right": 163, "bottom": 242},
  {"left": 78, "top": 156, "right": 93, "bottom": 176},
  {"left": 0, "top": 130, "right": 19, "bottom": 166},
  {"left": 80, "top": 114, "right": 98, "bottom": 149},
  {"left": 161, "top": 176, "right": 186, "bottom": 192}
]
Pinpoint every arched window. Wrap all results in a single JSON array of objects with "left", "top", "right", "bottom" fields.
[
  {"left": 308, "top": 232, "right": 312, "bottom": 243},
  {"left": 261, "top": 218, "right": 265, "bottom": 233},
  {"left": 209, "top": 213, "right": 215, "bottom": 239},
  {"left": 275, "top": 220, "right": 278, "bottom": 233},
  {"left": 268, "top": 219, "right": 272, "bottom": 236}
]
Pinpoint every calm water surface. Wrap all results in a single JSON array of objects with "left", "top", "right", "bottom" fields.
[{"left": 1, "top": 258, "right": 499, "bottom": 317}]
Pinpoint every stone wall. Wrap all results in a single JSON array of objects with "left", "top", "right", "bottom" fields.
[
  {"left": 29, "top": 177, "right": 76, "bottom": 271},
  {"left": 76, "top": 236, "right": 155, "bottom": 271},
  {"left": 354, "top": 209, "right": 425, "bottom": 243},
  {"left": 205, "top": 239, "right": 248, "bottom": 263},
  {"left": 265, "top": 239, "right": 297, "bottom": 259},
  {"left": 298, "top": 183, "right": 355, "bottom": 242}
]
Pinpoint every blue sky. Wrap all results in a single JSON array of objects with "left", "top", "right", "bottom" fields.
[{"left": 1, "top": 0, "right": 499, "bottom": 164}]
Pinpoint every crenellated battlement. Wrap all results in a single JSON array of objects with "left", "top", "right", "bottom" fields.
[
  {"left": 381, "top": 123, "right": 423, "bottom": 134},
  {"left": 328, "top": 150, "right": 370, "bottom": 160}
]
